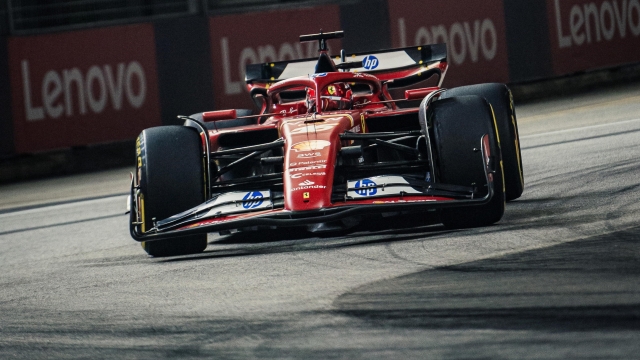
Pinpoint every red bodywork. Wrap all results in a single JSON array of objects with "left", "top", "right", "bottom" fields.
[
  {"left": 129, "top": 39, "right": 496, "bottom": 240},
  {"left": 181, "top": 70, "right": 448, "bottom": 231}
]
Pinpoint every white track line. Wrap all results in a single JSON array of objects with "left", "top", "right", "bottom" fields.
[{"left": 520, "top": 117, "right": 640, "bottom": 139}]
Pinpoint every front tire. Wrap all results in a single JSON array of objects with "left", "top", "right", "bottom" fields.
[
  {"left": 429, "top": 95, "right": 505, "bottom": 228},
  {"left": 136, "top": 126, "right": 208, "bottom": 257},
  {"left": 442, "top": 83, "right": 524, "bottom": 201}
]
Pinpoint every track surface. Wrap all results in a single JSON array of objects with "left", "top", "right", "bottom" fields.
[{"left": 1, "top": 83, "right": 639, "bottom": 359}]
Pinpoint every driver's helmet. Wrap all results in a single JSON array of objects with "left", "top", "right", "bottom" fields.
[{"left": 319, "top": 83, "right": 353, "bottom": 111}]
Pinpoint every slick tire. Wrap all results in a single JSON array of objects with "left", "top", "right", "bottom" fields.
[
  {"left": 429, "top": 95, "right": 505, "bottom": 228},
  {"left": 441, "top": 83, "right": 524, "bottom": 201},
  {"left": 136, "top": 126, "right": 208, "bottom": 257}
]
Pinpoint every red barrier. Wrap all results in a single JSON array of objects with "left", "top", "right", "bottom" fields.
[
  {"left": 387, "top": 0, "right": 510, "bottom": 87},
  {"left": 547, "top": 0, "right": 640, "bottom": 75},
  {"left": 8, "top": 24, "right": 160, "bottom": 153},
  {"left": 209, "top": 6, "right": 342, "bottom": 111}
]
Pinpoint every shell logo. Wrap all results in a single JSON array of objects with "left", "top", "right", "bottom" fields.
[{"left": 291, "top": 140, "right": 331, "bottom": 152}]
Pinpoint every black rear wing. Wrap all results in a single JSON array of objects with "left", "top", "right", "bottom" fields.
[{"left": 245, "top": 43, "right": 447, "bottom": 89}]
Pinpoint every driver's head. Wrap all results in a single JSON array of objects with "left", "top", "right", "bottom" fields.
[{"left": 320, "top": 83, "right": 352, "bottom": 111}]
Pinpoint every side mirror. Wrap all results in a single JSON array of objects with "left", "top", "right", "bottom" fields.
[
  {"left": 405, "top": 87, "right": 439, "bottom": 101},
  {"left": 202, "top": 109, "right": 237, "bottom": 122}
]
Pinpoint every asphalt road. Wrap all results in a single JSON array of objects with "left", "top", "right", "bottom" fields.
[{"left": 1, "top": 82, "right": 639, "bottom": 359}]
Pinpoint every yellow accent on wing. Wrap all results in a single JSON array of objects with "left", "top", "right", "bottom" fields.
[{"left": 140, "top": 195, "right": 146, "bottom": 233}]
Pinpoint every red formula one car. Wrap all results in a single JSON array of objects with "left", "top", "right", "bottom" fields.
[{"left": 128, "top": 31, "right": 524, "bottom": 257}]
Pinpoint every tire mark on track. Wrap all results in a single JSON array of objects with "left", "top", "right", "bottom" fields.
[
  {"left": 0, "top": 193, "right": 128, "bottom": 216},
  {"left": 522, "top": 127, "right": 640, "bottom": 150},
  {"left": 0, "top": 213, "right": 123, "bottom": 236}
]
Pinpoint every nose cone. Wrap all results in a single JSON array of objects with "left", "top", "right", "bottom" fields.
[{"left": 281, "top": 115, "right": 355, "bottom": 211}]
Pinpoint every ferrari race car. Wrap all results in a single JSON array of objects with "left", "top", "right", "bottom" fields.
[{"left": 128, "top": 30, "right": 524, "bottom": 257}]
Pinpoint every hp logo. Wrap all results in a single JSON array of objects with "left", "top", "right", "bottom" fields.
[
  {"left": 242, "top": 191, "right": 264, "bottom": 209},
  {"left": 354, "top": 179, "right": 377, "bottom": 196},
  {"left": 362, "top": 55, "right": 379, "bottom": 70}
]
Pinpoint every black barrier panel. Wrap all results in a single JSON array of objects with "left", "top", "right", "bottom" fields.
[
  {"left": 0, "top": 36, "right": 14, "bottom": 156},
  {"left": 154, "top": 16, "right": 215, "bottom": 126},
  {"left": 340, "top": 0, "right": 391, "bottom": 53},
  {"left": 504, "top": 0, "right": 554, "bottom": 82}
]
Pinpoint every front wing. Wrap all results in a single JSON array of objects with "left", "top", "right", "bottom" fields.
[{"left": 129, "top": 134, "right": 495, "bottom": 242}]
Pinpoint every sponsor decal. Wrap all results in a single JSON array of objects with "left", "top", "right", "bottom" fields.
[
  {"left": 548, "top": 0, "right": 640, "bottom": 75},
  {"left": 348, "top": 175, "right": 425, "bottom": 197},
  {"left": 279, "top": 106, "right": 299, "bottom": 115},
  {"left": 299, "top": 180, "right": 315, "bottom": 186},
  {"left": 291, "top": 172, "right": 326, "bottom": 179},
  {"left": 297, "top": 152, "right": 322, "bottom": 158},
  {"left": 291, "top": 140, "right": 331, "bottom": 152},
  {"left": 19, "top": 60, "right": 147, "bottom": 121},
  {"left": 371, "top": 199, "right": 436, "bottom": 204},
  {"left": 8, "top": 23, "right": 160, "bottom": 152},
  {"left": 350, "top": 124, "right": 361, "bottom": 133},
  {"left": 289, "top": 123, "right": 338, "bottom": 134},
  {"left": 209, "top": 6, "right": 341, "bottom": 109},
  {"left": 291, "top": 184, "right": 327, "bottom": 192},
  {"left": 327, "top": 85, "right": 337, "bottom": 95},
  {"left": 290, "top": 159, "right": 326, "bottom": 166},
  {"left": 242, "top": 191, "right": 264, "bottom": 209},
  {"left": 389, "top": 0, "right": 509, "bottom": 85},
  {"left": 552, "top": 0, "right": 640, "bottom": 48},
  {"left": 312, "top": 72, "right": 328, "bottom": 77},
  {"left": 303, "top": 192, "right": 310, "bottom": 200},
  {"left": 289, "top": 164, "right": 326, "bottom": 172},
  {"left": 362, "top": 55, "right": 380, "bottom": 70},
  {"left": 201, "top": 190, "right": 271, "bottom": 217},
  {"left": 354, "top": 178, "right": 378, "bottom": 196}
]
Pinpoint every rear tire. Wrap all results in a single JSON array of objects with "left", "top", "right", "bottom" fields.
[
  {"left": 429, "top": 96, "right": 505, "bottom": 228},
  {"left": 442, "top": 83, "right": 524, "bottom": 201},
  {"left": 136, "top": 126, "right": 208, "bottom": 257}
]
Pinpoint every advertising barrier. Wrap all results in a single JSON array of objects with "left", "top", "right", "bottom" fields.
[
  {"left": 387, "top": 0, "right": 510, "bottom": 86},
  {"left": 8, "top": 24, "right": 161, "bottom": 153},
  {"left": 1, "top": 1, "right": 639, "bottom": 156},
  {"left": 209, "top": 6, "right": 342, "bottom": 111},
  {"left": 548, "top": 0, "right": 640, "bottom": 75}
]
